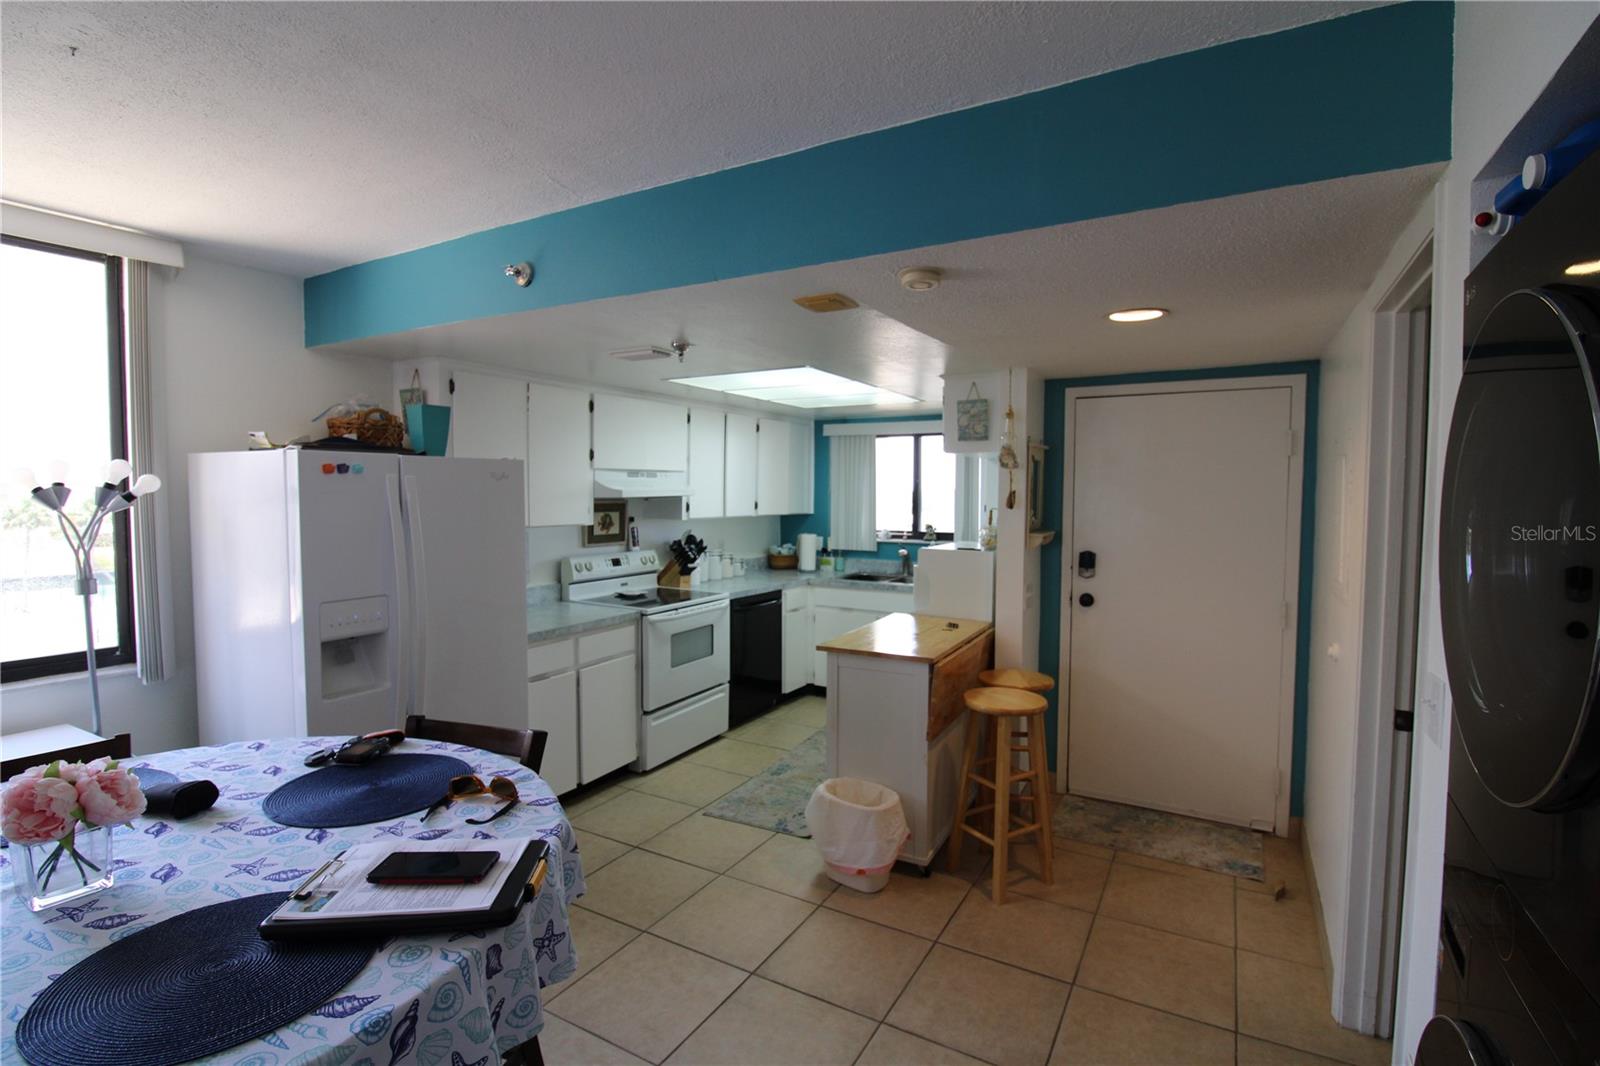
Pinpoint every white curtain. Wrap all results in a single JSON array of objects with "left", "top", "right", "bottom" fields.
[
  {"left": 124, "top": 260, "right": 167, "bottom": 683},
  {"left": 829, "top": 435, "right": 877, "bottom": 551},
  {"left": 955, "top": 455, "right": 981, "bottom": 542}
]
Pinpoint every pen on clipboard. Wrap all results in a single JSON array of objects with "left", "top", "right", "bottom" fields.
[{"left": 292, "top": 852, "right": 346, "bottom": 900}]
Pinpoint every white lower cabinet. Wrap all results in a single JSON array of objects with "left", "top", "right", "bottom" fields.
[
  {"left": 527, "top": 622, "right": 639, "bottom": 793},
  {"left": 526, "top": 670, "right": 579, "bottom": 795},
  {"left": 809, "top": 588, "right": 908, "bottom": 688},
  {"left": 782, "top": 588, "right": 812, "bottom": 693},
  {"left": 578, "top": 654, "right": 637, "bottom": 784}
]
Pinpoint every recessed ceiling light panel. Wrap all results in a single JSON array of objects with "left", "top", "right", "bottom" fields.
[
  {"left": 669, "top": 366, "right": 917, "bottom": 409},
  {"left": 1565, "top": 258, "right": 1600, "bottom": 277},
  {"left": 1108, "top": 307, "right": 1168, "bottom": 323}
]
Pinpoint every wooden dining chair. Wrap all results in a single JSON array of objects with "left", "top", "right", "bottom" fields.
[
  {"left": 0, "top": 733, "right": 133, "bottom": 782},
  {"left": 403, "top": 715, "right": 547, "bottom": 772}
]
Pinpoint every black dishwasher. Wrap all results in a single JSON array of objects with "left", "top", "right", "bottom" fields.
[{"left": 729, "top": 591, "right": 784, "bottom": 726}]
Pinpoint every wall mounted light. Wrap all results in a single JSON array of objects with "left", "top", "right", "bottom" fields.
[{"left": 504, "top": 262, "right": 534, "bottom": 287}]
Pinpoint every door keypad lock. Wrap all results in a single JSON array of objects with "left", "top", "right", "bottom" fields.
[{"left": 1077, "top": 550, "right": 1096, "bottom": 579}]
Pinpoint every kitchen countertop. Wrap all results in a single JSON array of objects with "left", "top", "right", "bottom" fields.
[
  {"left": 701, "top": 569, "right": 917, "bottom": 598},
  {"left": 527, "top": 600, "right": 639, "bottom": 644},
  {"left": 816, "top": 612, "right": 992, "bottom": 663},
  {"left": 527, "top": 568, "right": 914, "bottom": 644}
]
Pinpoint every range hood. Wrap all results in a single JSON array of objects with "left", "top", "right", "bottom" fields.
[{"left": 593, "top": 468, "right": 689, "bottom": 498}]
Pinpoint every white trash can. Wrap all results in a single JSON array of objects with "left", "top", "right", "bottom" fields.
[{"left": 805, "top": 777, "right": 909, "bottom": 893}]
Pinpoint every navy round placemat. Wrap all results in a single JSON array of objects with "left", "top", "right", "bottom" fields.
[
  {"left": 128, "top": 765, "right": 179, "bottom": 789},
  {"left": 15, "top": 892, "right": 375, "bottom": 1066},
  {"left": 262, "top": 753, "right": 473, "bottom": 828}
]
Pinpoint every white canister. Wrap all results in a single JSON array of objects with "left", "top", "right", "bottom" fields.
[{"left": 722, "top": 555, "right": 735, "bottom": 580}]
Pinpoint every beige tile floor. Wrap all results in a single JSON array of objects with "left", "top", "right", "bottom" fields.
[{"left": 547, "top": 694, "right": 1390, "bottom": 1066}]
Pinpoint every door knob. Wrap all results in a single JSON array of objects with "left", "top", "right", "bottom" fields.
[{"left": 1078, "top": 593, "right": 1094, "bottom": 607}]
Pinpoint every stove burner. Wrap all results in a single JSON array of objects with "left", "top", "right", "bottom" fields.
[{"left": 614, "top": 592, "right": 650, "bottom": 602}]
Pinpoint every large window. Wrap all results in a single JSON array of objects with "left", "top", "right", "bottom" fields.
[
  {"left": 874, "top": 433, "right": 957, "bottom": 539},
  {"left": 0, "top": 236, "right": 133, "bottom": 682}
]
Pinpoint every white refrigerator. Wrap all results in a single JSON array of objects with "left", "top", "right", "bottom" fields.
[
  {"left": 189, "top": 449, "right": 527, "bottom": 745},
  {"left": 913, "top": 543, "right": 996, "bottom": 621}
]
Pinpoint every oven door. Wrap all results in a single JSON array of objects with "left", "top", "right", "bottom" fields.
[{"left": 642, "top": 600, "right": 731, "bottom": 711}]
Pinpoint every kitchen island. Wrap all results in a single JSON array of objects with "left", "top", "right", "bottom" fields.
[{"left": 819, "top": 612, "right": 994, "bottom": 870}]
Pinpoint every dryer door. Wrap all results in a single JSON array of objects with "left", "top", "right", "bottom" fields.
[{"left": 1440, "top": 287, "right": 1600, "bottom": 810}]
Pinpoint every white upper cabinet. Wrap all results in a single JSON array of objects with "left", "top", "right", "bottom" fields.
[
  {"left": 591, "top": 394, "right": 688, "bottom": 471},
  {"left": 449, "top": 370, "right": 527, "bottom": 463},
  {"left": 756, "top": 418, "right": 790, "bottom": 516},
  {"left": 754, "top": 417, "right": 814, "bottom": 515},
  {"left": 528, "top": 383, "right": 593, "bottom": 527},
  {"left": 785, "top": 419, "right": 814, "bottom": 514},
  {"left": 724, "top": 414, "right": 758, "bottom": 517},
  {"left": 686, "top": 408, "right": 725, "bottom": 520}
]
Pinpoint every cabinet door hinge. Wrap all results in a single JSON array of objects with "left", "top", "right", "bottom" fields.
[
  {"left": 448, "top": 376, "right": 455, "bottom": 395},
  {"left": 755, "top": 422, "right": 761, "bottom": 433},
  {"left": 588, "top": 398, "right": 595, "bottom": 413},
  {"left": 589, "top": 448, "right": 594, "bottom": 462},
  {"left": 686, "top": 410, "right": 692, "bottom": 424}
]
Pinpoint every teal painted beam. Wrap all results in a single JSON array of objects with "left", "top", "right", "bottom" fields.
[
  {"left": 1038, "top": 362, "right": 1320, "bottom": 815},
  {"left": 305, "top": 3, "right": 1452, "bottom": 346}
]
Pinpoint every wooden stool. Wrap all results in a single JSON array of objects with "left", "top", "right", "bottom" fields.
[
  {"left": 978, "top": 668, "right": 1055, "bottom": 694},
  {"left": 949, "top": 687, "right": 1053, "bottom": 903}
]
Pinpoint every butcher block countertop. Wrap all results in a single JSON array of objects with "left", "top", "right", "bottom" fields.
[{"left": 817, "top": 612, "right": 993, "bottom": 663}]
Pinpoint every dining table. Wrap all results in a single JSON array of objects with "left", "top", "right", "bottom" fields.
[{"left": 0, "top": 735, "right": 588, "bottom": 1066}]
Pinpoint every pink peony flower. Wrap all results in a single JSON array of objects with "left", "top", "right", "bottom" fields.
[
  {"left": 1, "top": 775, "right": 80, "bottom": 845},
  {"left": 76, "top": 763, "right": 146, "bottom": 827}
]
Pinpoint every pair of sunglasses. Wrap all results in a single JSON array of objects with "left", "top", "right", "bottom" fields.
[{"left": 421, "top": 774, "right": 520, "bottom": 824}]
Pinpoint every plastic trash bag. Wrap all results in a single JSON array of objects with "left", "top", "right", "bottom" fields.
[{"left": 805, "top": 777, "right": 909, "bottom": 892}]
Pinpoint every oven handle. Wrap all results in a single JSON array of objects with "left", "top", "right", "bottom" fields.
[{"left": 646, "top": 601, "right": 729, "bottom": 623}]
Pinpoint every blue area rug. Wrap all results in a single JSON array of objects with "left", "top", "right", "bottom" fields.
[
  {"left": 702, "top": 732, "right": 825, "bottom": 838},
  {"left": 1053, "top": 794, "right": 1264, "bottom": 880}
]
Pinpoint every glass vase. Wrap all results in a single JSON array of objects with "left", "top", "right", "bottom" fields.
[{"left": 13, "top": 825, "right": 114, "bottom": 912}]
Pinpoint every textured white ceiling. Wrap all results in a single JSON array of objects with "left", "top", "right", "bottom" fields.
[
  {"left": 326, "top": 163, "right": 1442, "bottom": 416},
  {"left": 3, "top": 1, "right": 1379, "bottom": 276}
]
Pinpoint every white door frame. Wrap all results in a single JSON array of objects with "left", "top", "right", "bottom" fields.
[
  {"left": 1339, "top": 237, "right": 1433, "bottom": 1035},
  {"left": 1055, "top": 375, "right": 1307, "bottom": 835}
]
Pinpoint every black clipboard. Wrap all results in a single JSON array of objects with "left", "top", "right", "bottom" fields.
[{"left": 258, "top": 839, "right": 549, "bottom": 941}]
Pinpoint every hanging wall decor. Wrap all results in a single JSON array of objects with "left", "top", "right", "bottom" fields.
[{"left": 956, "top": 382, "right": 991, "bottom": 443}]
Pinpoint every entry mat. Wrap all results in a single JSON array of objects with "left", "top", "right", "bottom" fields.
[
  {"left": 1053, "top": 794, "right": 1265, "bottom": 880},
  {"left": 702, "top": 731, "right": 826, "bottom": 838}
]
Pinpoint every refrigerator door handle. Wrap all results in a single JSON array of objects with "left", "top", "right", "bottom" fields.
[
  {"left": 402, "top": 474, "right": 429, "bottom": 718},
  {"left": 386, "top": 474, "right": 412, "bottom": 718}
]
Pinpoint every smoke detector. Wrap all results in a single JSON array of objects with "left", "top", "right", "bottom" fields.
[
  {"left": 794, "top": 292, "right": 859, "bottom": 313},
  {"left": 898, "top": 267, "right": 942, "bottom": 292}
]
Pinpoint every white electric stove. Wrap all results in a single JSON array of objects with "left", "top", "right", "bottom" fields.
[{"left": 561, "top": 551, "right": 730, "bottom": 769}]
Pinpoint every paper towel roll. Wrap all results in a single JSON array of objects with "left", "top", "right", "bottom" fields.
[{"left": 798, "top": 533, "right": 820, "bottom": 571}]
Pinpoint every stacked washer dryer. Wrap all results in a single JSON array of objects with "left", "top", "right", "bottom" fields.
[{"left": 1428, "top": 147, "right": 1600, "bottom": 1064}]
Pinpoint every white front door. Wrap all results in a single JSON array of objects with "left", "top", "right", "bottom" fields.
[{"left": 1065, "top": 384, "right": 1298, "bottom": 830}]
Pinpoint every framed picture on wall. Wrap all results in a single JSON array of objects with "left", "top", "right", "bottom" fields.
[{"left": 584, "top": 499, "right": 628, "bottom": 546}]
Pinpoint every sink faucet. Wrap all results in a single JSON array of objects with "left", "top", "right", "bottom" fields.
[{"left": 899, "top": 548, "right": 912, "bottom": 580}]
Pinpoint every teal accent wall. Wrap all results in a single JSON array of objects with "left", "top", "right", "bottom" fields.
[
  {"left": 782, "top": 416, "right": 943, "bottom": 562},
  {"left": 305, "top": 4, "right": 1452, "bottom": 346},
  {"left": 1039, "top": 362, "right": 1320, "bottom": 816}
]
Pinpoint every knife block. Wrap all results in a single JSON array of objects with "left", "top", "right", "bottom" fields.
[{"left": 656, "top": 561, "right": 694, "bottom": 589}]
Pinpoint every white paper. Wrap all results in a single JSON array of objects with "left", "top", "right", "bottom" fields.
[{"left": 273, "top": 838, "right": 527, "bottom": 921}]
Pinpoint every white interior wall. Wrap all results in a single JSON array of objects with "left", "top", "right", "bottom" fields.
[
  {"left": 1393, "top": 4, "right": 1600, "bottom": 1060},
  {"left": 525, "top": 515, "right": 780, "bottom": 588},
  {"left": 993, "top": 368, "right": 1043, "bottom": 669},
  {"left": 1303, "top": 195, "right": 1434, "bottom": 1028},
  {"left": 0, "top": 255, "right": 392, "bottom": 754}
]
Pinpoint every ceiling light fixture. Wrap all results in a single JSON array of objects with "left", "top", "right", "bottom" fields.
[
  {"left": 504, "top": 262, "right": 534, "bottom": 287},
  {"left": 669, "top": 366, "right": 916, "bottom": 409},
  {"left": 1565, "top": 258, "right": 1600, "bottom": 277},
  {"left": 1107, "top": 307, "right": 1168, "bottom": 323},
  {"left": 898, "top": 267, "right": 942, "bottom": 292}
]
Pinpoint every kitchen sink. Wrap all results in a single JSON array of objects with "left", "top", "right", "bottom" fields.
[{"left": 842, "top": 573, "right": 912, "bottom": 585}]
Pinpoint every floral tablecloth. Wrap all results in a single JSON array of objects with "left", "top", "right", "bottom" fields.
[{"left": 0, "top": 736, "right": 587, "bottom": 1066}]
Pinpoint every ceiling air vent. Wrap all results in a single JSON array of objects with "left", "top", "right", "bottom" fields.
[{"left": 793, "top": 292, "right": 859, "bottom": 313}]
